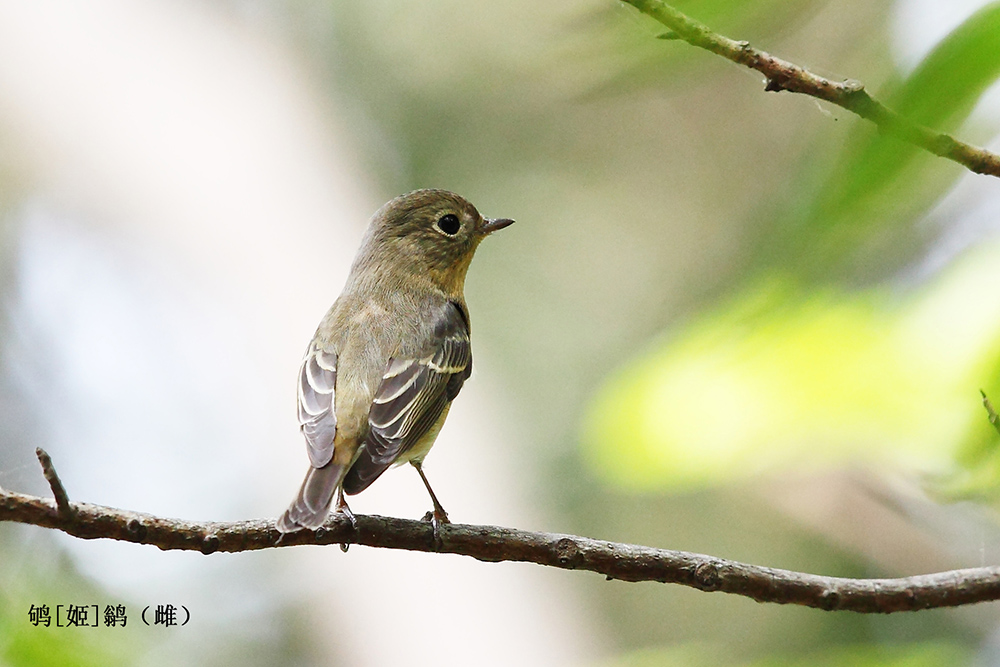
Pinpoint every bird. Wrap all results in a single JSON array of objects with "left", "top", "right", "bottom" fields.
[{"left": 276, "top": 189, "right": 513, "bottom": 534}]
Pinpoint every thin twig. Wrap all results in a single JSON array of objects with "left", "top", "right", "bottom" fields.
[
  {"left": 2, "top": 485, "right": 1000, "bottom": 613},
  {"left": 621, "top": 0, "right": 1000, "bottom": 178},
  {"left": 982, "top": 390, "right": 1000, "bottom": 436},
  {"left": 34, "top": 447, "right": 74, "bottom": 519}
]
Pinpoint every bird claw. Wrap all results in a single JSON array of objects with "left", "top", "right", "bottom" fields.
[
  {"left": 421, "top": 508, "right": 450, "bottom": 548},
  {"left": 335, "top": 492, "right": 358, "bottom": 552},
  {"left": 337, "top": 505, "right": 358, "bottom": 531},
  {"left": 411, "top": 461, "right": 449, "bottom": 546}
]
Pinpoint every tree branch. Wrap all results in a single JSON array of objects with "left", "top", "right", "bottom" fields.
[
  {"left": 982, "top": 390, "right": 1000, "bottom": 436},
  {"left": 4, "top": 456, "right": 1000, "bottom": 613},
  {"left": 34, "top": 447, "right": 74, "bottom": 519},
  {"left": 622, "top": 0, "right": 1000, "bottom": 178}
]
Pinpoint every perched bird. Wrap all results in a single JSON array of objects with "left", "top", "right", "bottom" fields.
[{"left": 277, "top": 189, "right": 513, "bottom": 534}]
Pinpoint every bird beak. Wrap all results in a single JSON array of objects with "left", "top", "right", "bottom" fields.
[{"left": 481, "top": 217, "right": 515, "bottom": 235}]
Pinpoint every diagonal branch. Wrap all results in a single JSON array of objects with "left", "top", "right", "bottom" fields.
[
  {"left": 983, "top": 390, "right": 1000, "bottom": 436},
  {"left": 621, "top": 0, "right": 1000, "bottom": 178},
  {"left": 3, "top": 474, "right": 1000, "bottom": 613},
  {"left": 34, "top": 447, "right": 74, "bottom": 519}
]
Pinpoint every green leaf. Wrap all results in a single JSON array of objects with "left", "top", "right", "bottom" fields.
[
  {"left": 834, "top": 2, "right": 1000, "bottom": 206},
  {"left": 772, "top": 2, "right": 1000, "bottom": 281},
  {"left": 582, "top": 242, "right": 1000, "bottom": 490}
]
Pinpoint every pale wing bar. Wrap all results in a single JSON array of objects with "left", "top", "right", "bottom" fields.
[
  {"left": 297, "top": 344, "right": 337, "bottom": 468},
  {"left": 341, "top": 302, "right": 471, "bottom": 495}
]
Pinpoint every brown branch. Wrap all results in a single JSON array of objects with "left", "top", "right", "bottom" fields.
[
  {"left": 4, "top": 477, "right": 1000, "bottom": 613},
  {"left": 35, "top": 447, "right": 74, "bottom": 519},
  {"left": 622, "top": 0, "right": 1000, "bottom": 178}
]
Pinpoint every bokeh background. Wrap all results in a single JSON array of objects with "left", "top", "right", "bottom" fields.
[{"left": 2, "top": 0, "right": 1000, "bottom": 665}]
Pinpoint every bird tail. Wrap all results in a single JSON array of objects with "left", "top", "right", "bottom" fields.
[{"left": 277, "top": 463, "right": 345, "bottom": 533}]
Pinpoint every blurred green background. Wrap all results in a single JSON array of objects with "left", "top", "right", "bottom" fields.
[{"left": 3, "top": 0, "right": 1000, "bottom": 665}]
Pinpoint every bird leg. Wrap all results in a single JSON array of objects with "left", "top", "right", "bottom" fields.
[
  {"left": 335, "top": 487, "right": 357, "bottom": 552},
  {"left": 411, "top": 460, "right": 450, "bottom": 541},
  {"left": 335, "top": 486, "right": 358, "bottom": 528}
]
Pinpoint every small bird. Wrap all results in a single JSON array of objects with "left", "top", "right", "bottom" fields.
[{"left": 277, "top": 189, "right": 513, "bottom": 534}]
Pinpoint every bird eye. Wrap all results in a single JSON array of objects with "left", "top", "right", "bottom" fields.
[{"left": 436, "top": 214, "right": 461, "bottom": 236}]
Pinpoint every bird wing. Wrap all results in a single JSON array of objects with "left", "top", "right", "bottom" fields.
[
  {"left": 297, "top": 343, "right": 338, "bottom": 468},
  {"left": 342, "top": 301, "right": 471, "bottom": 495}
]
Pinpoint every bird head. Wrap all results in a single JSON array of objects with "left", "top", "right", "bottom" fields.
[{"left": 353, "top": 189, "right": 514, "bottom": 296}]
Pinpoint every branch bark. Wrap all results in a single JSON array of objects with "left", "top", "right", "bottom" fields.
[
  {"left": 622, "top": 0, "right": 1000, "bottom": 178},
  {"left": 4, "top": 467, "right": 1000, "bottom": 613}
]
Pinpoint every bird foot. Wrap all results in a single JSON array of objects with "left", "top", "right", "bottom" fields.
[
  {"left": 421, "top": 508, "right": 450, "bottom": 548},
  {"left": 336, "top": 494, "right": 358, "bottom": 552},
  {"left": 337, "top": 504, "right": 358, "bottom": 531}
]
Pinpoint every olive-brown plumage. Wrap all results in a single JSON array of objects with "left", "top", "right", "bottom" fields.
[{"left": 277, "top": 190, "right": 512, "bottom": 533}]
